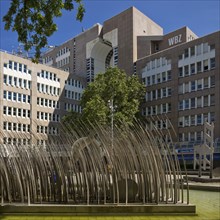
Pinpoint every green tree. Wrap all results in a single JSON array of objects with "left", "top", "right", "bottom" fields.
[
  {"left": 80, "top": 67, "right": 145, "bottom": 127},
  {"left": 3, "top": 0, "right": 85, "bottom": 62}
]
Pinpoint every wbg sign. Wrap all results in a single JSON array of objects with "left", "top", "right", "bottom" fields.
[{"left": 168, "top": 34, "right": 182, "bottom": 46}]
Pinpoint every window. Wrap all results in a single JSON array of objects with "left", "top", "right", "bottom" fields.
[
  {"left": 179, "top": 67, "right": 183, "bottom": 77},
  {"left": 197, "top": 114, "right": 202, "bottom": 125},
  {"left": 204, "top": 77, "right": 209, "bottom": 88},
  {"left": 162, "top": 72, "right": 166, "bottom": 82},
  {"left": 179, "top": 100, "right": 184, "bottom": 110},
  {"left": 204, "top": 95, "right": 209, "bottom": 107},
  {"left": 191, "top": 115, "right": 195, "bottom": 126},
  {"left": 191, "top": 98, "right": 196, "bottom": 108},
  {"left": 162, "top": 88, "right": 167, "bottom": 97},
  {"left": 3, "top": 75, "right": 7, "bottom": 84},
  {"left": 191, "top": 81, "right": 196, "bottom": 91},
  {"left": 203, "top": 59, "right": 209, "bottom": 71},
  {"left": 157, "top": 73, "right": 161, "bottom": 83},
  {"left": 185, "top": 82, "right": 190, "bottom": 93},
  {"left": 197, "top": 97, "right": 202, "bottom": 108},
  {"left": 197, "top": 61, "right": 202, "bottom": 73},
  {"left": 210, "top": 44, "right": 215, "bottom": 51},
  {"left": 184, "top": 116, "right": 190, "bottom": 126},
  {"left": 178, "top": 84, "right": 183, "bottom": 94},
  {"left": 190, "top": 63, "right": 195, "bottom": 74},
  {"left": 210, "top": 58, "right": 215, "bottom": 69},
  {"left": 184, "top": 65, "right": 189, "bottom": 76},
  {"left": 9, "top": 61, "right": 12, "bottom": 69},
  {"left": 210, "top": 94, "right": 215, "bottom": 105},
  {"left": 167, "top": 71, "right": 171, "bottom": 80},
  {"left": 196, "top": 44, "right": 202, "bottom": 55},
  {"left": 210, "top": 76, "right": 215, "bottom": 87},
  {"left": 203, "top": 43, "right": 208, "bottom": 53},
  {"left": 197, "top": 79, "right": 203, "bottom": 90},
  {"left": 184, "top": 48, "right": 189, "bottom": 58},
  {"left": 185, "top": 100, "right": 189, "bottom": 109},
  {"left": 190, "top": 46, "right": 195, "bottom": 56}
]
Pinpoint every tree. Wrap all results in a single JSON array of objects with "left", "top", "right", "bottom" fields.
[
  {"left": 3, "top": 0, "right": 85, "bottom": 62},
  {"left": 80, "top": 67, "right": 145, "bottom": 127}
]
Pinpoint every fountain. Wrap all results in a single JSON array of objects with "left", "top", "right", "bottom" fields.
[{"left": 0, "top": 122, "right": 195, "bottom": 215}]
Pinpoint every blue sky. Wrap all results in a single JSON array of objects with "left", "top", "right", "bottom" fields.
[{"left": 0, "top": 0, "right": 219, "bottom": 53}]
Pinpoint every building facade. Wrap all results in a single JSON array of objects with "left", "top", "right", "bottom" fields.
[
  {"left": 0, "top": 7, "right": 219, "bottom": 148},
  {"left": 0, "top": 52, "right": 85, "bottom": 145}
]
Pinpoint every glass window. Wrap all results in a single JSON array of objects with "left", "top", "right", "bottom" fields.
[
  {"left": 197, "top": 79, "right": 203, "bottom": 90},
  {"left": 203, "top": 59, "right": 209, "bottom": 71},
  {"left": 185, "top": 82, "right": 190, "bottom": 93},
  {"left": 204, "top": 77, "right": 209, "bottom": 88},
  {"left": 191, "top": 81, "right": 196, "bottom": 91},
  {"left": 210, "top": 76, "right": 215, "bottom": 87},
  {"left": 210, "top": 94, "right": 215, "bottom": 105},
  {"left": 191, "top": 98, "right": 196, "bottom": 108},
  {"left": 190, "top": 63, "right": 195, "bottom": 74},
  {"left": 196, "top": 44, "right": 202, "bottom": 55},
  {"left": 191, "top": 115, "right": 195, "bottom": 125},
  {"left": 184, "top": 65, "right": 189, "bottom": 76},
  {"left": 185, "top": 100, "right": 189, "bottom": 109},
  {"left": 184, "top": 48, "right": 189, "bottom": 58},
  {"left": 197, "top": 97, "right": 202, "bottom": 108},
  {"left": 203, "top": 43, "right": 208, "bottom": 53},
  {"left": 179, "top": 67, "right": 183, "bottom": 77},
  {"left": 190, "top": 46, "right": 195, "bottom": 56},
  {"left": 210, "top": 58, "right": 215, "bottom": 69},
  {"left": 197, "top": 61, "right": 202, "bottom": 73},
  {"left": 204, "top": 95, "right": 209, "bottom": 107}
]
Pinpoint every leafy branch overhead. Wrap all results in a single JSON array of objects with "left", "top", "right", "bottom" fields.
[{"left": 3, "top": 0, "right": 85, "bottom": 62}]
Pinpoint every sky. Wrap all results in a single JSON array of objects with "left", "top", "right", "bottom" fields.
[{"left": 0, "top": 0, "right": 220, "bottom": 54}]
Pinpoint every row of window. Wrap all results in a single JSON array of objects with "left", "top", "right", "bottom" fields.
[
  {"left": 65, "top": 78, "right": 84, "bottom": 88},
  {"left": 178, "top": 58, "right": 215, "bottom": 77},
  {"left": 3, "top": 74, "right": 31, "bottom": 90},
  {"left": 56, "top": 47, "right": 70, "bottom": 57},
  {"left": 143, "top": 70, "right": 171, "bottom": 86},
  {"left": 179, "top": 131, "right": 203, "bottom": 142},
  {"left": 64, "top": 103, "right": 82, "bottom": 113},
  {"left": 64, "top": 90, "right": 81, "bottom": 100},
  {"left": 43, "top": 56, "right": 53, "bottom": 64},
  {"left": 178, "top": 76, "right": 215, "bottom": 94},
  {"left": 145, "top": 57, "right": 171, "bottom": 71},
  {"left": 146, "top": 87, "right": 172, "bottom": 101},
  {"left": 3, "top": 106, "right": 30, "bottom": 118},
  {"left": 3, "top": 137, "right": 31, "bottom": 145},
  {"left": 179, "top": 43, "right": 215, "bottom": 60},
  {"left": 37, "top": 126, "right": 59, "bottom": 135},
  {"left": 37, "top": 98, "right": 60, "bottom": 109},
  {"left": 3, "top": 121, "right": 30, "bottom": 133},
  {"left": 3, "top": 90, "right": 31, "bottom": 103},
  {"left": 143, "top": 103, "right": 171, "bottom": 116},
  {"left": 149, "top": 119, "right": 169, "bottom": 130},
  {"left": 37, "top": 112, "right": 60, "bottom": 122},
  {"left": 37, "top": 83, "right": 60, "bottom": 96},
  {"left": 57, "top": 56, "right": 70, "bottom": 68},
  {"left": 178, "top": 112, "right": 215, "bottom": 128},
  {"left": 179, "top": 94, "right": 215, "bottom": 110},
  {"left": 4, "top": 60, "right": 31, "bottom": 74},
  {"left": 37, "top": 70, "right": 60, "bottom": 82},
  {"left": 86, "top": 57, "right": 95, "bottom": 82}
]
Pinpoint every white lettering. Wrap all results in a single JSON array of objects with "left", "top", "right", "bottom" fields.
[{"left": 168, "top": 34, "right": 182, "bottom": 46}]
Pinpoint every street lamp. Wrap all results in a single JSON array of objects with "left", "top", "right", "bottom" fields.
[{"left": 108, "top": 99, "right": 116, "bottom": 158}]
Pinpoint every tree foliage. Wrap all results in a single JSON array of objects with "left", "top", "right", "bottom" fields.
[
  {"left": 3, "top": 0, "right": 85, "bottom": 62},
  {"left": 80, "top": 67, "right": 145, "bottom": 127}
]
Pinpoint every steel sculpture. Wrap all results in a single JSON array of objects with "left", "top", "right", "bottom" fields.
[{"left": 0, "top": 122, "right": 189, "bottom": 206}]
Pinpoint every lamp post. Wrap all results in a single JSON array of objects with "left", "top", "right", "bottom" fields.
[{"left": 108, "top": 99, "right": 114, "bottom": 157}]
